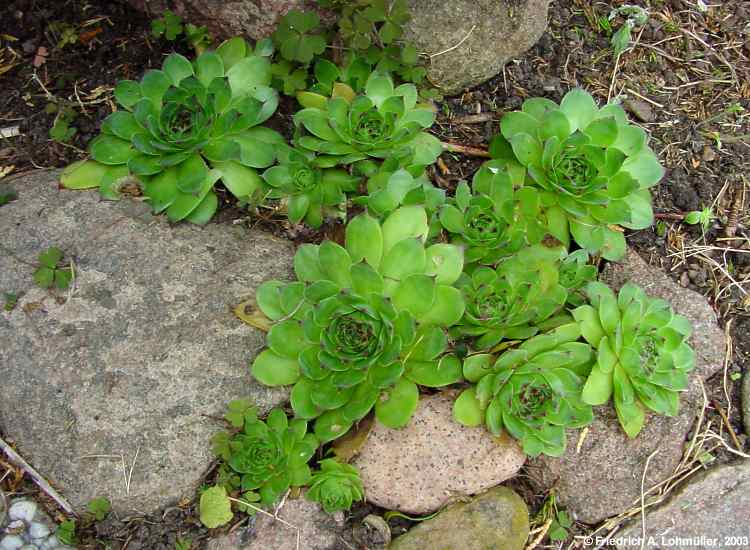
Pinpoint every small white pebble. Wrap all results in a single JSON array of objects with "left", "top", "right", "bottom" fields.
[
  {"left": 42, "top": 536, "right": 59, "bottom": 549},
  {"left": 8, "top": 501, "right": 37, "bottom": 523},
  {"left": 27, "top": 524, "right": 50, "bottom": 539},
  {"left": 20, "top": 545, "right": 39, "bottom": 550},
  {"left": 0, "top": 535, "right": 25, "bottom": 550}
]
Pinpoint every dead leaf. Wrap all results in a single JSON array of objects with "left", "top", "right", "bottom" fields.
[
  {"left": 0, "top": 165, "right": 15, "bottom": 179},
  {"left": 32, "top": 46, "right": 48, "bottom": 67},
  {"left": 233, "top": 296, "right": 272, "bottom": 332},
  {"left": 79, "top": 27, "right": 103, "bottom": 44},
  {"left": 332, "top": 415, "right": 374, "bottom": 462}
]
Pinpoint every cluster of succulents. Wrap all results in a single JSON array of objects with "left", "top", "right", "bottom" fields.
[{"left": 57, "top": 3, "right": 693, "bottom": 528}]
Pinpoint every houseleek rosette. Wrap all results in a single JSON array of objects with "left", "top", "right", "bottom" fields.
[
  {"left": 494, "top": 89, "right": 663, "bottom": 260},
  {"left": 454, "top": 245, "right": 569, "bottom": 350},
  {"left": 439, "top": 162, "right": 569, "bottom": 264},
  {"left": 262, "top": 146, "right": 361, "bottom": 227},
  {"left": 293, "top": 72, "right": 442, "bottom": 167},
  {"left": 250, "top": 206, "right": 466, "bottom": 442},
  {"left": 306, "top": 459, "right": 365, "bottom": 513},
  {"left": 572, "top": 282, "right": 695, "bottom": 437},
  {"left": 559, "top": 250, "right": 597, "bottom": 307},
  {"left": 216, "top": 407, "right": 318, "bottom": 509},
  {"left": 454, "top": 323, "right": 595, "bottom": 457},
  {"left": 61, "top": 37, "right": 282, "bottom": 224}
]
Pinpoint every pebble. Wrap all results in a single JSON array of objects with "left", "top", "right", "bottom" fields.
[
  {"left": 624, "top": 98, "right": 656, "bottom": 122},
  {"left": 1, "top": 499, "right": 73, "bottom": 550}
]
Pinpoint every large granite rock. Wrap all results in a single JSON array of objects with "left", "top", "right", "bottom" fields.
[
  {"left": 125, "top": 0, "right": 549, "bottom": 95},
  {"left": 404, "top": 0, "right": 551, "bottom": 94},
  {"left": 615, "top": 461, "right": 750, "bottom": 549},
  {"left": 207, "top": 494, "right": 342, "bottom": 550},
  {"left": 353, "top": 393, "right": 526, "bottom": 514},
  {"left": 126, "top": 0, "right": 322, "bottom": 40},
  {"left": 529, "top": 248, "right": 725, "bottom": 524},
  {"left": 389, "top": 486, "right": 529, "bottom": 550},
  {"left": 0, "top": 171, "right": 293, "bottom": 514}
]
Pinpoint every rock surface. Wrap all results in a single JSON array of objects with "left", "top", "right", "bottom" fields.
[
  {"left": 207, "top": 495, "right": 342, "bottom": 550},
  {"left": 615, "top": 461, "right": 750, "bottom": 549},
  {"left": 389, "top": 486, "right": 529, "bottom": 550},
  {"left": 0, "top": 171, "right": 293, "bottom": 514},
  {"left": 529, "top": 248, "right": 725, "bottom": 524},
  {"left": 354, "top": 393, "right": 526, "bottom": 514},
  {"left": 125, "top": 0, "right": 323, "bottom": 40},
  {"left": 403, "top": 0, "right": 551, "bottom": 94}
]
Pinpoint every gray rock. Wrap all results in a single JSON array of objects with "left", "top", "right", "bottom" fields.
[
  {"left": 615, "top": 461, "right": 750, "bottom": 549},
  {"left": 206, "top": 494, "right": 342, "bottom": 550},
  {"left": 403, "top": 0, "right": 551, "bottom": 94},
  {"left": 529, "top": 248, "right": 725, "bottom": 524},
  {"left": 742, "top": 371, "right": 750, "bottom": 435},
  {"left": 0, "top": 170, "right": 294, "bottom": 514},
  {"left": 623, "top": 98, "right": 656, "bottom": 123},
  {"left": 125, "top": 0, "right": 327, "bottom": 41},
  {"left": 389, "top": 486, "right": 529, "bottom": 550},
  {"left": 354, "top": 393, "right": 526, "bottom": 514}
]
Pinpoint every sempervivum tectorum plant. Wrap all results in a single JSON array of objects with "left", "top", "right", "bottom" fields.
[
  {"left": 262, "top": 145, "right": 361, "bottom": 227},
  {"left": 250, "top": 206, "right": 466, "bottom": 442},
  {"left": 493, "top": 88, "right": 663, "bottom": 260},
  {"left": 438, "top": 162, "right": 570, "bottom": 265},
  {"left": 572, "top": 282, "right": 695, "bottom": 437},
  {"left": 61, "top": 37, "right": 282, "bottom": 224},
  {"left": 453, "top": 323, "right": 595, "bottom": 457},
  {"left": 293, "top": 72, "right": 442, "bottom": 167},
  {"left": 306, "top": 459, "right": 365, "bottom": 514},
  {"left": 453, "top": 245, "right": 570, "bottom": 351}
]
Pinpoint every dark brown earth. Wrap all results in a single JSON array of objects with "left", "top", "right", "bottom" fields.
[{"left": 1, "top": 0, "right": 749, "bottom": 548}]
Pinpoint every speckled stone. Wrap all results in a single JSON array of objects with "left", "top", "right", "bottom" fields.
[
  {"left": 354, "top": 393, "right": 526, "bottom": 514},
  {"left": 529, "top": 248, "right": 725, "bottom": 524},
  {"left": 0, "top": 170, "right": 294, "bottom": 514},
  {"left": 125, "top": 0, "right": 328, "bottom": 40},
  {"left": 403, "top": 0, "right": 551, "bottom": 94},
  {"left": 615, "top": 461, "right": 750, "bottom": 549},
  {"left": 389, "top": 486, "right": 529, "bottom": 550},
  {"left": 206, "top": 494, "right": 342, "bottom": 550}
]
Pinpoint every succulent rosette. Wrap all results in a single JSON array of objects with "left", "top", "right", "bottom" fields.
[
  {"left": 293, "top": 72, "right": 442, "bottom": 167},
  {"left": 213, "top": 407, "right": 318, "bottom": 509},
  {"left": 306, "top": 459, "right": 365, "bottom": 514},
  {"left": 439, "top": 162, "right": 569, "bottom": 264},
  {"left": 559, "top": 249, "right": 598, "bottom": 307},
  {"left": 61, "top": 37, "right": 282, "bottom": 224},
  {"left": 572, "top": 282, "right": 694, "bottom": 437},
  {"left": 493, "top": 89, "right": 663, "bottom": 260},
  {"left": 454, "top": 245, "right": 569, "bottom": 350},
  {"left": 262, "top": 146, "right": 361, "bottom": 227},
  {"left": 453, "top": 323, "right": 595, "bottom": 457},
  {"left": 251, "top": 206, "right": 465, "bottom": 442}
]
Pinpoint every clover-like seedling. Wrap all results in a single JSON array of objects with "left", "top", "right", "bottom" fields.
[
  {"left": 33, "top": 247, "right": 73, "bottom": 290},
  {"left": 151, "top": 10, "right": 183, "bottom": 41},
  {"left": 271, "top": 10, "right": 327, "bottom": 64}
]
